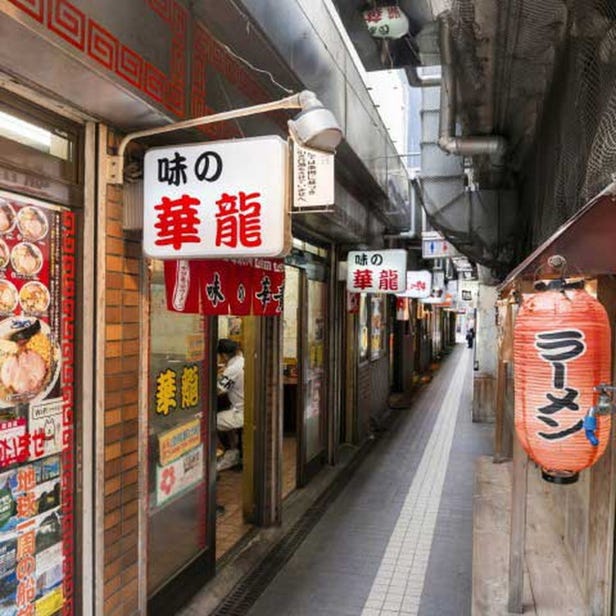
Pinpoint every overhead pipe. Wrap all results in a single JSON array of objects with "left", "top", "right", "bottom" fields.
[
  {"left": 437, "top": 13, "right": 507, "bottom": 159},
  {"left": 383, "top": 178, "right": 419, "bottom": 240}
]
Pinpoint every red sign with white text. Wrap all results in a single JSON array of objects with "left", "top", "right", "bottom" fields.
[
  {"left": 163, "top": 259, "right": 285, "bottom": 316},
  {"left": 163, "top": 260, "right": 202, "bottom": 313}
]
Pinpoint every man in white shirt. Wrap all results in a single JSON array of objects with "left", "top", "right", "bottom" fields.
[{"left": 216, "top": 338, "right": 244, "bottom": 471}]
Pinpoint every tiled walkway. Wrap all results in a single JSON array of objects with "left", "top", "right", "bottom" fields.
[{"left": 246, "top": 344, "right": 492, "bottom": 616}]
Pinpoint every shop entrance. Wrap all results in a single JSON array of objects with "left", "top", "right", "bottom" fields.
[
  {"left": 282, "top": 267, "right": 299, "bottom": 498},
  {"left": 214, "top": 315, "right": 253, "bottom": 558},
  {"left": 282, "top": 255, "right": 328, "bottom": 491}
]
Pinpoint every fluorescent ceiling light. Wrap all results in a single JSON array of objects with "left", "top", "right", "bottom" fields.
[{"left": 0, "top": 110, "right": 51, "bottom": 149}]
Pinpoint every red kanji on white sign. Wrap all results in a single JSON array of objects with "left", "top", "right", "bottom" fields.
[
  {"left": 144, "top": 136, "right": 287, "bottom": 259},
  {"left": 346, "top": 250, "right": 406, "bottom": 294}
]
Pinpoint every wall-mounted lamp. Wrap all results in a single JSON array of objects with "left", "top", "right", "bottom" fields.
[{"left": 107, "top": 90, "right": 343, "bottom": 184}]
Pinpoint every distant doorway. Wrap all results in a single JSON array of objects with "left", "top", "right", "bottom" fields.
[{"left": 282, "top": 266, "right": 300, "bottom": 498}]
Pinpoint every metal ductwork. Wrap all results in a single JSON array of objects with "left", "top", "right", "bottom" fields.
[
  {"left": 437, "top": 12, "right": 507, "bottom": 160},
  {"left": 406, "top": 65, "right": 441, "bottom": 88},
  {"left": 415, "top": 12, "right": 518, "bottom": 278}
]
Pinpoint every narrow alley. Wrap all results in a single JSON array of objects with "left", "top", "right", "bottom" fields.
[
  {"left": 2, "top": 2, "right": 616, "bottom": 614},
  {"left": 183, "top": 345, "right": 491, "bottom": 616}
]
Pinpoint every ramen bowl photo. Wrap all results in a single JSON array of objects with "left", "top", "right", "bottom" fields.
[
  {"left": 19, "top": 281, "right": 50, "bottom": 315},
  {"left": 0, "top": 317, "right": 59, "bottom": 406},
  {"left": 0, "top": 200, "right": 16, "bottom": 235},
  {"left": 0, "top": 240, "right": 9, "bottom": 270},
  {"left": 0, "top": 280, "right": 17, "bottom": 315},
  {"left": 17, "top": 206, "right": 48, "bottom": 242},
  {"left": 11, "top": 242, "right": 43, "bottom": 277}
]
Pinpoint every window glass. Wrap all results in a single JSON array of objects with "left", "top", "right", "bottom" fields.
[
  {"left": 0, "top": 96, "right": 81, "bottom": 206},
  {"left": 304, "top": 279, "right": 326, "bottom": 461},
  {"left": 147, "top": 260, "right": 207, "bottom": 595},
  {"left": 370, "top": 295, "right": 386, "bottom": 360},
  {"left": 283, "top": 266, "right": 299, "bottom": 367},
  {"left": 358, "top": 294, "right": 369, "bottom": 361},
  {"left": 0, "top": 110, "right": 72, "bottom": 161}
]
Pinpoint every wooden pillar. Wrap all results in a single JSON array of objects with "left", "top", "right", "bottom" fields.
[
  {"left": 508, "top": 435, "right": 528, "bottom": 614},
  {"left": 493, "top": 360, "right": 508, "bottom": 462}
]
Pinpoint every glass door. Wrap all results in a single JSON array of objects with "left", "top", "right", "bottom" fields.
[
  {"left": 297, "top": 274, "right": 327, "bottom": 486},
  {"left": 147, "top": 261, "right": 210, "bottom": 601}
]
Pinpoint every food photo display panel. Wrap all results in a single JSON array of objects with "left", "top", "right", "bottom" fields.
[{"left": 0, "top": 191, "right": 76, "bottom": 616}]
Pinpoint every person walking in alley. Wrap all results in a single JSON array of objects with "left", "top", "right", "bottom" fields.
[{"left": 466, "top": 327, "right": 475, "bottom": 349}]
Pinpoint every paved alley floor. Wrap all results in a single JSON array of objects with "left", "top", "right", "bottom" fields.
[{"left": 246, "top": 344, "right": 492, "bottom": 616}]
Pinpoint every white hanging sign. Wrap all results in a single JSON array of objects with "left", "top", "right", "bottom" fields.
[
  {"left": 422, "top": 237, "right": 455, "bottom": 259},
  {"left": 143, "top": 135, "right": 288, "bottom": 259},
  {"left": 292, "top": 141, "right": 335, "bottom": 211},
  {"left": 398, "top": 270, "right": 432, "bottom": 298},
  {"left": 346, "top": 249, "right": 406, "bottom": 294}
]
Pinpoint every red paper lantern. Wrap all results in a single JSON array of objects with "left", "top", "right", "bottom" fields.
[{"left": 514, "top": 283, "right": 611, "bottom": 483}]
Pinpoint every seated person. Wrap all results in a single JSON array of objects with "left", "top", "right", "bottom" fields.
[{"left": 216, "top": 338, "right": 244, "bottom": 471}]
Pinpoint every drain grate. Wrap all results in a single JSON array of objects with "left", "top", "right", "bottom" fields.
[{"left": 210, "top": 438, "right": 380, "bottom": 616}]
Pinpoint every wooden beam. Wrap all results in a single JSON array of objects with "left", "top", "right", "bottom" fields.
[
  {"left": 494, "top": 360, "right": 508, "bottom": 462},
  {"left": 508, "top": 436, "right": 528, "bottom": 613}
]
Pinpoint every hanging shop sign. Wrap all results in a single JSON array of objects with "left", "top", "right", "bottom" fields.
[
  {"left": 439, "top": 293, "right": 454, "bottom": 308},
  {"left": 251, "top": 258, "right": 285, "bottom": 316},
  {"left": 144, "top": 136, "right": 288, "bottom": 259},
  {"left": 396, "top": 297, "right": 410, "bottom": 321},
  {"left": 459, "top": 281, "right": 479, "bottom": 308},
  {"left": 421, "top": 232, "right": 456, "bottom": 259},
  {"left": 363, "top": 6, "right": 410, "bottom": 39},
  {"left": 347, "top": 292, "right": 360, "bottom": 314},
  {"left": 292, "top": 141, "right": 335, "bottom": 212},
  {"left": 398, "top": 270, "right": 431, "bottom": 298},
  {"left": 164, "top": 259, "right": 201, "bottom": 313},
  {"left": 432, "top": 270, "right": 445, "bottom": 292},
  {"left": 163, "top": 258, "right": 285, "bottom": 316},
  {"left": 514, "top": 284, "right": 611, "bottom": 483},
  {"left": 346, "top": 249, "right": 406, "bottom": 294},
  {"left": 0, "top": 191, "right": 75, "bottom": 615}
]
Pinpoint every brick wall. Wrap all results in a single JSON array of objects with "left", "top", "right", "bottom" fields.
[{"left": 103, "top": 133, "right": 142, "bottom": 615}]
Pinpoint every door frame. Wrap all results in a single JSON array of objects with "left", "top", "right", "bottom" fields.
[{"left": 296, "top": 268, "right": 328, "bottom": 488}]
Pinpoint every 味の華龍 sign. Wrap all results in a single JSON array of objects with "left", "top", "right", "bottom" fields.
[
  {"left": 346, "top": 250, "right": 406, "bottom": 294},
  {"left": 144, "top": 136, "right": 288, "bottom": 259}
]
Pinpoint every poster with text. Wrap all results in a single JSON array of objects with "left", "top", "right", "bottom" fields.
[{"left": 0, "top": 192, "right": 75, "bottom": 616}]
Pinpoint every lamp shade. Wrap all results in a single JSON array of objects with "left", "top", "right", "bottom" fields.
[
  {"left": 288, "top": 109, "right": 342, "bottom": 152},
  {"left": 514, "top": 285, "right": 611, "bottom": 482},
  {"left": 288, "top": 93, "right": 343, "bottom": 152}
]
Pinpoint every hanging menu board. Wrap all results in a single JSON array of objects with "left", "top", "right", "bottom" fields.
[{"left": 0, "top": 191, "right": 75, "bottom": 616}]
